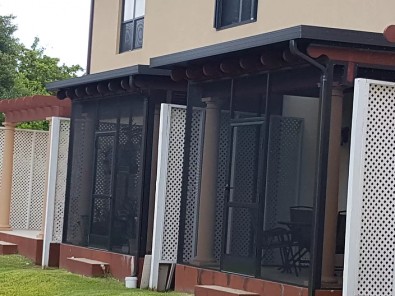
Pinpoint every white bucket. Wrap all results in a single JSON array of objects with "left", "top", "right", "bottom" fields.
[{"left": 125, "top": 276, "right": 138, "bottom": 289}]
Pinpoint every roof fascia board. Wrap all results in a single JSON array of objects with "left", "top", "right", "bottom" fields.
[
  {"left": 150, "top": 26, "right": 303, "bottom": 68},
  {"left": 46, "top": 64, "right": 170, "bottom": 91},
  {"left": 150, "top": 25, "right": 395, "bottom": 69},
  {"left": 300, "top": 26, "right": 394, "bottom": 48}
]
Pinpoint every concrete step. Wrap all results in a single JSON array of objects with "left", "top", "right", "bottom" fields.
[
  {"left": 66, "top": 257, "right": 109, "bottom": 277},
  {"left": 195, "top": 285, "right": 259, "bottom": 296},
  {"left": 0, "top": 241, "right": 18, "bottom": 255}
]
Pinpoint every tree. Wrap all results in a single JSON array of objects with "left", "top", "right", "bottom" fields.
[
  {"left": 16, "top": 37, "right": 82, "bottom": 96},
  {"left": 0, "top": 15, "right": 82, "bottom": 129},
  {"left": 0, "top": 15, "right": 19, "bottom": 98}
]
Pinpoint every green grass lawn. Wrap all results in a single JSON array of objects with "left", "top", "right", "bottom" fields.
[{"left": 0, "top": 255, "right": 181, "bottom": 296}]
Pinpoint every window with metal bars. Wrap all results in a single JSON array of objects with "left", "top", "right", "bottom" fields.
[
  {"left": 215, "top": 0, "right": 258, "bottom": 29},
  {"left": 120, "top": 0, "right": 145, "bottom": 52}
]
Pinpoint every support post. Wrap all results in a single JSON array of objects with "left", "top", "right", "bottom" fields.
[
  {"left": 37, "top": 118, "right": 53, "bottom": 239},
  {"left": 146, "top": 106, "right": 161, "bottom": 253},
  {"left": 77, "top": 115, "right": 95, "bottom": 245},
  {"left": 42, "top": 117, "right": 61, "bottom": 267},
  {"left": 0, "top": 122, "right": 16, "bottom": 231},
  {"left": 192, "top": 97, "right": 221, "bottom": 265},
  {"left": 321, "top": 87, "right": 343, "bottom": 283}
]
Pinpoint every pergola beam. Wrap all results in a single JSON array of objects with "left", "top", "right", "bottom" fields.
[{"left": 0, "top": 95, "right": 71, "bottom": 233}]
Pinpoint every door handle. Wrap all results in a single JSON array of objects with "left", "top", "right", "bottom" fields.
[{"left": 224, "top": 185, "right": 234, "bottom": 191}]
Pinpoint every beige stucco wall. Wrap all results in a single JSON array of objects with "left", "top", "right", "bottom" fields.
[{"left": 90, "top": 0, "right": 395, "bottom": 73}]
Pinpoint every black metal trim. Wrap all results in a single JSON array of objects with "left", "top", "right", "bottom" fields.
[
  {"left": 132, "top": 97, "right": 149, "bottom": 266},
  {"left": 230, "top": 117, "right": 265, "bottom": 125},
  {"left": 136, "top": 97, "right": 151, "bottom": 258},
  {"left": 62, "top": 102, "right": 77, "bottom": 244},
  {"left": 119, "top": 0, "right": 144, "bottom": 53},
  {"left": 308, "top": 63, "right": 334, "bottom": 296},
  {"left": 119, "top": 17, "right": 145, "bottom": 53},
  {"left": 108, "top": 104, "right": 122, "bottom": 251},
  {"left": 216, "top": 18, "right": 257, "bottom": 31},
  {"left": 150, "top": 25, "right": 395, "bottom": 69},
  {"left": 220, "top": 75, "right": 267, "bottom": 277},
  {"left": 46, "top": 65, "right": 170, "bottom": 91},
  {"left": 177, "top": 83, "right": 194, "bottom": 262},
  {"left": 214, "top": 0, "right": 258, "bottom": 30},
  {"left": 88, "top": 102, "right": 99, "bottom": 247},
  {"left": 255, "top": 73, "right": 271, "bottom": 277},
  {"left": 138, "top": 96, "right": 155, "bottom": 257},
  {"left": 288, "top": 40, "right": 333, "bottom": 295},
  {"left": 226, "top": 202, "right": 260, "bottom": 208},
  {"left": 213, "top": 0, "right": 221, "bottom": 28}
]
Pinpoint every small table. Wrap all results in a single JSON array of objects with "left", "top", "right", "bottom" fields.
[{"left": 278, "top": 221, "right": 312, "bottom": 276}]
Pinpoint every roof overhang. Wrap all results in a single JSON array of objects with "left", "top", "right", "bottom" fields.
[
  {"left": 150, "top": 25, "right": 395, "bottom": 70},
  {"left": 47, "top": 65, "right": 169, "bottom": 91},
  {"left": 45, "top": 65, "right": 183, "bottom": 100}
]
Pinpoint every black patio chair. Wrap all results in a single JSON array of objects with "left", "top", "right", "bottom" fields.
[{"left": 261, "top": 227, "right": 297, "bottom": 275}]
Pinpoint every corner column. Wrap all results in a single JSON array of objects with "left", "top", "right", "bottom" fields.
[
  {"left": 0, "top": 122, "right": 17, "bottom": 230},
  {"left": 193, "top": 97, "right": 221, "bottom": 265},
  {"left": 37, "top": 118, "right": 53, "bottom": 239},
  {"left": 146, "top": 106, "right": 161, "bottom": 253},
  {"left": 321, "top": 86, "right": 344, "bottom": 283}
]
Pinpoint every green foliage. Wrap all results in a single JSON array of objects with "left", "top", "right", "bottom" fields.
[
  {"left": 16, "top": 37, "right": 82, "bottom": 95},
  {"left": 0, "top": 15, "right": 82, "bottom": 129},
  {"left": 17, "top": 120, "right": 49, "bottom": 131},
  {"left": 0, "top": 15, "right": 19, "bottom": 98},
  {"left": 0, "top": 255, "right": 183, "bottom": 296}
]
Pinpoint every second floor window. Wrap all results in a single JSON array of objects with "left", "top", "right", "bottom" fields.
[
  {"left": 120, "top": 0, "right": 145, "bottom": 52},
  {"left": 215, "top": 0, "right": 258, "bottom": 29}
]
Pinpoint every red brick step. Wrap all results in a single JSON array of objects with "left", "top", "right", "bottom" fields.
[
  {"left": 195, "top": 285, "right": 259, "bottom": 296},
  {"left": 0, "top": 241, "right": 18, "bottom": 255},
  {"left": 66, "top": 257, "right": 109, "bottom": 277}
]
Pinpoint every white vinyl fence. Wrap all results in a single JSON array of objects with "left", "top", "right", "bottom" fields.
[
  {"left": 42, "top": 117, "right": 70, "bottom": 267},
  {"left": 0, "top": 128, "right": 49, "bottom": 230},
  {"left": 0, "top": 117, "right": 70, "bottom": 267},
  {"left": 343, "top": 79, "right": 395, "bottom": 296}
]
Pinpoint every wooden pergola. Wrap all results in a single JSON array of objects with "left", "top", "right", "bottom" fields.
[{"left": 0, "top": 95, "right": 71, "bottom": 237}]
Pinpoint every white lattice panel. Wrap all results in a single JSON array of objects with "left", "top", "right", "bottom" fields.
[
  {"left": 161, "top": 107, "right": 185, "bottom": 261},
  {"left": 344, "top": 79, "right": 395, "bottom": 296},
  {"left": 52, "top": 119, "right": 70, "bottom": 242},
  {"left": 150, "top": 104, "right": 204, "bottom": 289},
  {"left": 5, "top": 129, "right": 49, "bottom": 230},
  {"left": 29, "top": 132, "right": 48, "bottom": 229},
  {"left": 10, "top": 131, "right": 34, "bottom": 229}
]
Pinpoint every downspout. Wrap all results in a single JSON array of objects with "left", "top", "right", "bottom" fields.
[
  {"left": 289, "top": 40, "right": 333, "bottom": 296},
  {"left": 86, "top": 0, "right": 95, "bottom": 74}
]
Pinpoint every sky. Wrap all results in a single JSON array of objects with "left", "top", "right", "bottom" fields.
[{"left": 0, "top": 0, "right": 91, "bottom": 72}]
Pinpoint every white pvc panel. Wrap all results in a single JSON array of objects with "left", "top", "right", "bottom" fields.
[
  {"left": 42, "top": 118, "right": 70, "bottom": 267},
  {"left": 149, "top": 104, "right": 204, "bottom": 290},
  {"left": 52, "top": 119, "right": 70, "bottom": 243},
  {"left": 1, "top": 128, "right": 49, "bottom": 230},
  {"left": 150, "top": 104, "right": 184, "bottom": 290},
  {"left": 343, "top": 79, "right": 395, "bottom": 296}
]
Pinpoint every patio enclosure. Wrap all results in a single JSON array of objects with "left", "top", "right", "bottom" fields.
[
  {"left": 63, "top": 94, "right": 149, "bottom": 256},
  {"left": 150, "top": 67, "right": 325, "bottom": 288}
]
